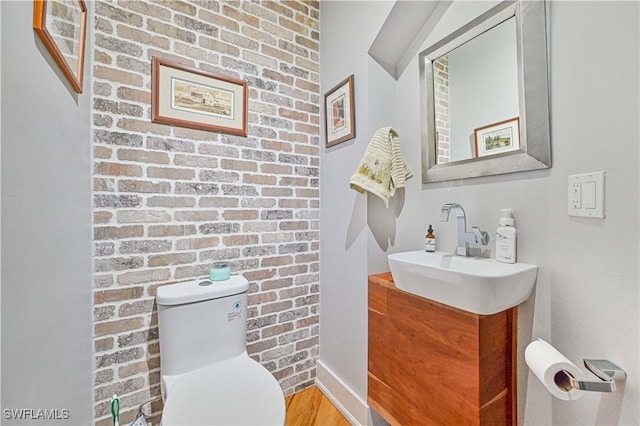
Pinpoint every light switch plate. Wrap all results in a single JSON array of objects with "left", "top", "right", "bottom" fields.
[{"left": 568, "top": 171, "right": 605, "bottom": 218}]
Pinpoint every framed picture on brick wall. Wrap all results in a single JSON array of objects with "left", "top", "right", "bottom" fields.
[
  {"left": 33, "top": 0, "right": 87, "bottom": 93},
  {"left": 152, "top": 58, "right": 248, "bottom": 136},
  {"left": 324, "top": 74, "right": 356, "bottom": 148}
]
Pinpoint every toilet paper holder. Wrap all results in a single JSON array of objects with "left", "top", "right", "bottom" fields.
[{"left": 555, "top": 359, "right": 627, "bottom": 393}]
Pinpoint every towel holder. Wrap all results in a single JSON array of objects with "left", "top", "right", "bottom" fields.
[{"left": 554, "top": 359, "right": 626, "bottom": 393}]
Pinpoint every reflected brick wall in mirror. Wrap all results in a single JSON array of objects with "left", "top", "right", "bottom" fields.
[{"left": 433, "top": 55, "right": 450, "bottom": 164}]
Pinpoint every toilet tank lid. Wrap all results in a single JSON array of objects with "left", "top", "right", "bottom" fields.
[{"left": 156, "top": 276, "right": 249, "bottom": 306}]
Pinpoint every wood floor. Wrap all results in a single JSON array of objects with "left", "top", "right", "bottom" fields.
[{"left": 285, "top": 386, "right": 351, "bottom": 426}]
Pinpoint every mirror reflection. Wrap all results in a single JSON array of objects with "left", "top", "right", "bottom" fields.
[
  {"left": 434, "top": 17, "right": 519, "bottom": 164},
  {"left": 419, "top": 0, "right": 550, "bottom": 183}
]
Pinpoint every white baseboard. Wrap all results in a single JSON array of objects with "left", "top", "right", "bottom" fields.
[{"left": 315, "top": 360, "right": 369, "bottom": 425}]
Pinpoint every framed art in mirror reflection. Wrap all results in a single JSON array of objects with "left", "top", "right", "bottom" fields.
[{"left": 474, "top": 117, "right": 520, "bottom": 158}]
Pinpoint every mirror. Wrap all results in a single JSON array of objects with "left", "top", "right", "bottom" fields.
[
  {"left": 433, "top": 17, "right": 518, "bottom": 163},
  {"left": 419, "top": 1, "right": 551, "bottom": 183}
]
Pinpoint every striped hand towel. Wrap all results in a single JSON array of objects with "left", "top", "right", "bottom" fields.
[{"left": 349, "top": 127, "right": 413, "bottom": 207}]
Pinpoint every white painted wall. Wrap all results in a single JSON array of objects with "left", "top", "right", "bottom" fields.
[
  {"left": 545, "top": 2, "right": 638, "bottom": 423},
  {"left": 318, "top": 1, "right": 394, "bottom": 422},
  {"left": 1, "top": 1, "right": 93, "bottom": 424},
  {"left": 320, "top": 1, "right": 639, "bottom": 425}
]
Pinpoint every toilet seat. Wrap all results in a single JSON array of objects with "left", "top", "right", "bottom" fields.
[{"left": 161, "top": 354, "right": 285, "bottom": 426}]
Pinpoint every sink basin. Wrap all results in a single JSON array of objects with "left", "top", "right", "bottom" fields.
[{"left": 387, "top": 250, "right": 537, "bottom": 315}]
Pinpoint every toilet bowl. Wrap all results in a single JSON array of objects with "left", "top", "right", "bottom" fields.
[{"left": 156, "top": 276, "right": 285, "bottom": 425}]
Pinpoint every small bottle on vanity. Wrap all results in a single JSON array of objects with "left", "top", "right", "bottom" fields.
[{"left": 425, "top": 225, "right": 436, "bottom": 252}]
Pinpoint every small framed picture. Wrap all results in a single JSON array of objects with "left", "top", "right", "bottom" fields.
[
  {"left": 33, "top": 0, "right": 87, "bottom": 93},
  {"left": 151, "top": 57, "right": 248, "bottom": 136},
  {"left": 324, "top": 75, "right": 356, "bottom": 148},
  {"left": 474, "top": 117, "right": 520, "bottom": 158}
]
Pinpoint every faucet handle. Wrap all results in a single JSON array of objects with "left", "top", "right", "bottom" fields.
[
  {"left": 439, "top": 208, "right": 450, "bottom": 222},
  {"left": 471, "top": 227, "right": 490, "bottom": 245}
]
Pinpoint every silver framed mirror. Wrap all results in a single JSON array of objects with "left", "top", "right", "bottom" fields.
[{"left": 419, "top": 0, "right": 550, "bottom": 183}]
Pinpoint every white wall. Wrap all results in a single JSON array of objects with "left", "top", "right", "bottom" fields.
[
  {"left": 318, "top": 1, "right": 394, "bottom": 422},
  {"left": 1, "top": 1, "right": 93, "bottom": 424},
  {"left": 546, "top": 2, "right": 638, "bottom": 423},
  {"left": 320, "top": 1, "right": 639, "bottom": 425}
]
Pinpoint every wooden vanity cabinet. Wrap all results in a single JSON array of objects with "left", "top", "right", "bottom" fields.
[{"left": 368, "top": 273, "right": 516, "bottom": 426}]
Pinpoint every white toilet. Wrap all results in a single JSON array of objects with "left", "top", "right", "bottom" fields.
[{"left": 156, "top": 275, "right": 286, "bottom": 425}]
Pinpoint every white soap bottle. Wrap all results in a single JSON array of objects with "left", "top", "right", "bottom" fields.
[{"left": 496, "top": 208, "right": 516, "bottom": 264}]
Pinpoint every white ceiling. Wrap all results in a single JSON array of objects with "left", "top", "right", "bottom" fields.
[{"left": 368, "top": 0, "right": 452, "bottom": 80}]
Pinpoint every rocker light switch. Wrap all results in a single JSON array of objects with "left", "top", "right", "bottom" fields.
[
  {"left": 568, "top": 172, "right": 605, "bottom": 218},
  {"left": 583, "top": 181, "right": 596, "bottom": 209}
]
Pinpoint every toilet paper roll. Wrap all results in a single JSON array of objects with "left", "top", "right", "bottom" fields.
[{"left": 524, "top": 339, "right": 585, "bottom": 401}]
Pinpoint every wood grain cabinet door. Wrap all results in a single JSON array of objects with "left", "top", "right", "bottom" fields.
[{"left": 367, "top": 273, "right": 516, "bottom": 426}]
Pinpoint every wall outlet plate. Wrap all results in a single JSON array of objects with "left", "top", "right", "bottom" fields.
[{"left": 568, "top": 171, "right": 605, "bottom": 218}]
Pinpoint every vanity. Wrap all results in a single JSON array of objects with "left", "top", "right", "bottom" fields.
[
  {"left": 368, "top": 248, "right": 537, "bottom": 425},
  {"left": 368, "top": 272, "right": 516, "bottom": 425}
]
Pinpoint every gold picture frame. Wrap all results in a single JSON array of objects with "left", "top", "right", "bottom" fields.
[
  {"left": 324, "top": 74, "right": 356, "bottom": 148},
  {"left": 33, "top": 0, "right": 87, "bottom": 93},
  {"left": 151, "top": 58, "right": 248, "bottom": 136}
]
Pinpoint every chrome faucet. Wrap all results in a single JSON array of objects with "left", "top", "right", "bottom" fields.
[{"left": 440, "top": 203, "right": 490, "bottom": 256}]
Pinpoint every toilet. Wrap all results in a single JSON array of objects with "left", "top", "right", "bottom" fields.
[{"left": 156, "top": 276, "right": 286, "bottom": 425}]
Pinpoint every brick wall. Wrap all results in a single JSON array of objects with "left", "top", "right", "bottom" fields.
[
  {"left": 433, "top": 55, "right": 450, "bottom": 163},
  {"left": 91, "top": 1, "right": 320, "bottom": 424}
]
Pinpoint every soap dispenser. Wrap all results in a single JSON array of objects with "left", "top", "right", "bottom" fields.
[{"left": 496, "top": 209, "right": 516, "bottom": 263}]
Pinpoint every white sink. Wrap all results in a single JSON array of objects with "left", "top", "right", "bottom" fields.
[{"left": 387, "top": 250, "right": 537, "bottom": 315}]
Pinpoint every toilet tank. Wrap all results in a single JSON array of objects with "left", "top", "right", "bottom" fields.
[{"left": 156, "top": 276, "right": 249, "bottom": 377}]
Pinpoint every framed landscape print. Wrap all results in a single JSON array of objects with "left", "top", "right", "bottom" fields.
[
  {"left": 474, "top": 117, "right": 520, "bottom": 157},
  {"left": 151, "top": 58, "right": 248, "bottom": 136},
  {"left": 324, "top": 74, "right": 355, "bottom": 148}
]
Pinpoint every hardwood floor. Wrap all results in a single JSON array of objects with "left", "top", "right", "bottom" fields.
[{"left": 285, "top": 386, "right": 351, "bottom": 426}]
